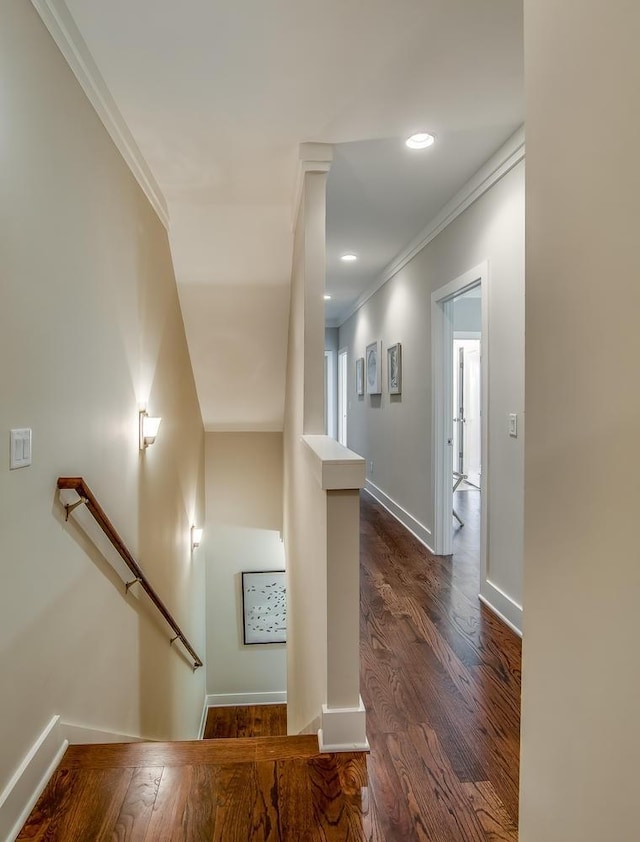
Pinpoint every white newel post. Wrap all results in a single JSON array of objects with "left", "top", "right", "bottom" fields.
[{"left": 302, "top": 435, "right": 369, "bottom": 752}]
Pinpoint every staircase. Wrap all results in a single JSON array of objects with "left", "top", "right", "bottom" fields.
[{"left": 17, "top": 709, "right": 374, "bottom": 841}]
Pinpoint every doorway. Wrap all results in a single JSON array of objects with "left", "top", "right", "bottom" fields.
[
  {"left": 431, "top": 263, "right": 487, "bottom": 574},
  {"left": 337, "top": 348, "right": 348, "bottom": 446}
]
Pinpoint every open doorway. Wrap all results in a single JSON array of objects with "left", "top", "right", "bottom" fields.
[
  {"left": 451, "top": 288, "right": 482, "bottom": 564},
  {"left": 337, "top": 347, "right": 348, "bottom": 446},
  {"left": 431, "top": 263, "right": 487, "bottom": 580}
]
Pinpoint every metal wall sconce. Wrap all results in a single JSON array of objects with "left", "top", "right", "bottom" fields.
[
  {"left": 139, "top": 410, "right": 161, "bottom": 450},
  {"left": 191, "top": 526, "right": 203, "bottom": 549}
]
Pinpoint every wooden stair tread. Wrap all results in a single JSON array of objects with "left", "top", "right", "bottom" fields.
[{"left": 60, "top": 734, "right": 333, "bottom": 768}]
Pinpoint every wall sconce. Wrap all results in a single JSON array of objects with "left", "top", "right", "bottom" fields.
[
  {"left": 191, "top": 526, "right": 203, "bottom": 550},
  {"left": 139, "top": 410, "right": 161, "bottom": 450}
]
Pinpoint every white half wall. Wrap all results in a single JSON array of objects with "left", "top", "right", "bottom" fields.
[
  {"left": 339, "top": 159, "right": 525, "bottom": 630},
  {"left": 204, "top": 433, "right": 286, "bottom": 698}
]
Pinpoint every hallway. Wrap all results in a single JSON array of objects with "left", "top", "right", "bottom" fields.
[{"left": 360, "top": 492, "right": 520, "bottom": 841}]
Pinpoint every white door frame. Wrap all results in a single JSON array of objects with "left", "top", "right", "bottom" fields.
[{"left": 431, "top": 262, "right": 488, "bottom": 567}]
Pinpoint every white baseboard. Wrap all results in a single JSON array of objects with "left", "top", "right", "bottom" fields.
[
  {"left": 364, "top": 481, "right": 435, "bottom": 554},
  {"left": 198, "top": 694, "right": 209, "bottom": 740},
  {"left": 203, "top": 691, "right": 287, "bottom": 709},
  {"left": 318, "top": 697, "right": 370, "bottom": 753},
  {"left": 479, "top": 581, "right": 523, "bottom": 637},
  {"left": 59, "top": 721, "right": 144, "bottom": 745},
  {"left": 0, "top": 716, "right": 67, "bottom": 842}
]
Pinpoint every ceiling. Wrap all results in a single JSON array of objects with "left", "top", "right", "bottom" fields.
[{"left": 57, "top": 0, "right": 523, "bottom": 431}]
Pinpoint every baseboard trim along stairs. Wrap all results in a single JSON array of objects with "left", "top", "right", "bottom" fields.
[{"left": 0, "top": 716, "right": 145, "bottom": 842}]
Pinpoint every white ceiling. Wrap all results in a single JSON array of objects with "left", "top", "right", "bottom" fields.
[{"left": 59, "top": 0, "right": 524, "bottom": 431}]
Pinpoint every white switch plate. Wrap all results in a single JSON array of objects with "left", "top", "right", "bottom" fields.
[
  {"left": 508, "top": 413, "right": 518, "bottom": 438},
  {"left": 10, "top": 428, "right": 32, "bottom": 469}
]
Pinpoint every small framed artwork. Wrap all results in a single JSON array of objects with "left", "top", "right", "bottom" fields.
[
  {"left": 387, "top": 343, "right": 402, "bottom": 394},
  {"left": 366, "top": 340, "right": 382, "bottom": 394},
  {"left": 356, "top": 357, "right": 364, "bottom": 396},
  {"left": 242, "top": 571, "right": 287, "bottom": 644}
]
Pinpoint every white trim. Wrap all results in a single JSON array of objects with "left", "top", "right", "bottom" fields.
[
  {"left": 292, "top": 143, "right": 333, "bottom": 229},
  {"left": 198, "top": 695, "right": 209, "bottom": 740},
  {"left": 363, "top": 481, "right": 434, "bottom": 554},
  {"left": 338, "top": 126, "right": 524, "bottom": 327},
  {"left": 59, "top": 722, "right": 144, "bottom": 745},
  {"left": 479, "top": 586, "right": 523, "bottom": 638},
  {"left": 203, "top": 691, "right": 287, "bottom": 709},
  {"left": 318, "top": 697, "right": 369, "bottom": 753},
  {"left": 0, "top": 716, "right": 67, "bottom": 842},
  {"left": 30, "top": 0, "right": 169, "bottom": 229}
]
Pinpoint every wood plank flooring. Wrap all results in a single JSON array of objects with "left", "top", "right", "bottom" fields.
[
  {"left": 203, "top": 704, "right": 287, "bottom": 740},
  {"left": 18, "top": 738, "right": 371, "bottom": 841},
  {"left": 360, "top": 490, "right": 520, "bottom": 841},
  {"left": 19, "top": 490, "right": 520, "bottom": 840}
]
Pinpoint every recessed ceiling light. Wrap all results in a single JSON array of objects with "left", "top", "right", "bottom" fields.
[
  {"left": 341, "top": 253, "right": 358, "bottom": 262},
  {"left": 324, "top": 294, "right": 332, "bottom": 300},
  {"left": 406, "top": 132, "right": 435, "bottom": 150}
]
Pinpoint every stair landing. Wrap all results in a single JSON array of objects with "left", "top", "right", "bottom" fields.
[{"left": 18, "top": 736, "right": 375, "bottom": 841}]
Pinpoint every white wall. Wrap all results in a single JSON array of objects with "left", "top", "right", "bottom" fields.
[
  {"left": 453, "top": 294, "right": 481, "bottom": 334},
  {"left": 339, "top": 160, "right": 525, "bottom": 629},
  {"left": 519, "top": 2, "right": 640, "bottom": 839},
  {"left": 0, "top": 0, "right": 206, "bottom": 808},
  {"left": 204, "top": 433, "right": 286, "bottom": 701}
]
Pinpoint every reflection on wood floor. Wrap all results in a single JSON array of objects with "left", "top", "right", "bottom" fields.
[{"left": 360, "top": 489, "right": 520, "bottom": 841}]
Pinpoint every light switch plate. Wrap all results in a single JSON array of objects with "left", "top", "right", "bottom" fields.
[
  {"left": 508, "top": 413, "right": 518, "bottom": 438},
  {"left": 10, "top": 428, "right": 32, "bottom": 469}
]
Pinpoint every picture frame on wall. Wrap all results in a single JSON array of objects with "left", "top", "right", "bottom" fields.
[
  {"left": 242, "top": 571, "right": 287, "bottom": 644},
  {"left": 366, "top": 340, "right": 382, "bottom": 394},
  {"left": 356, "top": 357, "right": 364, "bottom": 396},
  {"left": 387, "top": 343, "right": 402, "bottom": 394}
]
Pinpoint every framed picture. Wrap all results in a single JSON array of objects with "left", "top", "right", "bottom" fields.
[
  {"left": 356, "top": 357, "right": 364, "bottom": 396},
  {"left": 242, "top": 571, "right": 287, "bottom": 644},
  {"left": 387, "top": 343, "right": 402, "bottom": 394},
  {"left": 366, "top": 341, "right": 382, "bottom": 394}
]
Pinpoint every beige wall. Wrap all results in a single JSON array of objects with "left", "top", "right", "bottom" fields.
[
  {"left": 0, "top": 0, "right": 205, "bottom": 800},
  {"left": 283, "top": 170, "right": 329, "bottom": 734},
  {"left": 339, "top": 160, "right": 525, "bottom": 628},
  {"left": 204, "top": 433, "right": 286, "bottom": 698},
  {"left": 519, "top": 2, "right": 640, "bottom": 839}
]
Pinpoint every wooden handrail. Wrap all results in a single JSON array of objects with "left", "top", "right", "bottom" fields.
[{"left": 57, "top": 477, "right": 203, "bottom": 670}]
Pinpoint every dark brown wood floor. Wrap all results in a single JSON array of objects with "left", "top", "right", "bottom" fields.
[
  {"left": 360, "top": 490, "right": 520, "bottom": 841},
  {"left": 18, "top": 738, "right": 371, "bottom": 841},
  {"left": 20, "top": 490, "right": 520, "bottom": 841},
  {"left": 203, "top": 704, "right": 287, "bottom": 739}
]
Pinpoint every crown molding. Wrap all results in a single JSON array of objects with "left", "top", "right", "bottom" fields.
[
  {"left": 31, "top": 0, "right": 169, "bottom": 229},
  {"left": 337, "top": 125, "right": 525, "bottom": 327}
]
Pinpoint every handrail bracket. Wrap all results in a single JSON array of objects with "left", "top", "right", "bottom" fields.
[{"left": 64, "top": 498, "right": 85, "bottom": 521}]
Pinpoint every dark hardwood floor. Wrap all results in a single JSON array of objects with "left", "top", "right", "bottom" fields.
[
  {"left": 203, "top": 704, "right": 288, "bottom": 739},
  {"left": 18, "top": 738, "right": 371, "bottom": 841},
  {"left": 19, "top": 489, "right": 520, "bottom": 840},
  {"left": 360, "top": 490, "right": 520, "bottom": 841}
]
